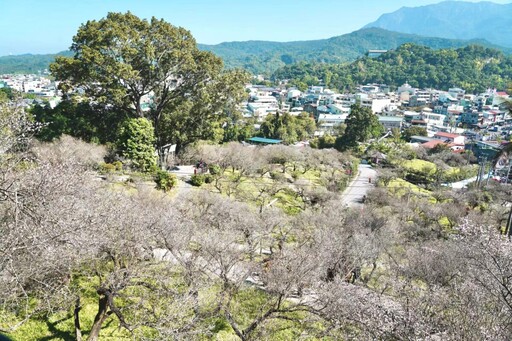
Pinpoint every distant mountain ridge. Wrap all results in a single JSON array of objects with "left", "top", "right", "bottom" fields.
[
  {"left": 364, "top": 1, "right": 512, "bottom": 48},
  {"left": 198, "top": 27, "right": 508, "bottom": 75},
  {"left": 0, "top": 51, "right": 72, "bottom": 75},
  {"left": 0, "top": 27, "right": 509, "bottom": 75}
]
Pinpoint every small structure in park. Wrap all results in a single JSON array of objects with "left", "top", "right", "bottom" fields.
[{"left": 246, "top": 137, "right": 283, "bottom": 145}]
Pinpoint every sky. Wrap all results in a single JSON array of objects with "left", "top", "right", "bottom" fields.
[{"left": 1, "top": 0, "right": 511, "bottom": 56}]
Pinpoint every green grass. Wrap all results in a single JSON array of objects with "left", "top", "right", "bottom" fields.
[{"left": 4, "top": 271, "right": 330, "bottom": 340}]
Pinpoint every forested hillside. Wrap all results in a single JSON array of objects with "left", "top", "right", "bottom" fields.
[
  {"left": 273, "top": 43, "right": 512, "bottom": 93},
  {"left": 0, "top": 51, "right": 72, "bottom": 74},
  {"left": 199, "top": 27, "right": 506, "bottom": 75},
  {"left": 0, "top": 28, "right": 507, "bottom": 75}
]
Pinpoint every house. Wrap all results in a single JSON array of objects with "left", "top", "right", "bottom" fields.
[
  {"left": 404, "top": 111, "right": 422, "bottom": 124},
  {"left": 434, "top": 132, "right": 465, "bottom": 145},
  {"left": 328, "top": 104, "right": 350, "bottom": 115},
  {"left": 360, "top": 97, "right": 392, "bottom": 114},
  {"left": 422, "top": 140, "right": 465, "bottom": 152},
  {"left": 422, "top": 108, "right": 445, "bottom": 128},
  {"left": 410, "top": 136, "right": 436, "bottom": 144},
  {"left": 448, "top": 87, "right": 465, "bottom": 100},
  {"left": 378, "top": 116, "right": 403, "bottom": 130},
  {"left": 317, "top": 113, "right": 347, "bottom": 133},
  {"left": 367, "top": 50, "right": 387, "bottom": 58}
]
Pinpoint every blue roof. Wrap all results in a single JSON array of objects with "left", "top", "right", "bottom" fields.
[{"left": 247, "top": 137, "right": 283, "bottom": 144}]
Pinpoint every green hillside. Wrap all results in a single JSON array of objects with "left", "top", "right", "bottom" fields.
[
  {"left": 272, "top": 43, "right": 512, "bottom": 93},
  {"left": 0, "top": 51, "right": 72, "bottom": 74},
  {"left": 199, "top": 27, "right": 509, "bottom": 75},
  {"left": 0, "top": 28, "right": 507, "bottom": 76}
]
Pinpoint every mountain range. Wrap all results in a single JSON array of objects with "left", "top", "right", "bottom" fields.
[{"left": 364, "top": 1, "right": 512, "bottom": 48}]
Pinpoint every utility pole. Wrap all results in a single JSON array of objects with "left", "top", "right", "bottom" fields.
[
  {"left": 506, "top": 159, "right": 512, "bottom": 184},
  {"left": 476, "top": 157, "right": 486, "bottom": 189},
  {"left": 505, "top": 204, "right": 512, "bottom": 239},
  {"left": 485, "top": 160, "right": 492, "bottom": 187}
]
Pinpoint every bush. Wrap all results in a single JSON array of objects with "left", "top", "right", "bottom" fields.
[
  {"left": 112, "top": 161, "right": 123, "bottom": 171},
  {"left": 204, "top": 174, "right": 214, "bottom": 184},
  {"left": 270, "top": 171, "right": 286, "bottom": 182},
  {"left": 190, "top": 174, "right": 205, "bottom": 187},
  {"left": 208, "top": 164, "right": 221, "bottom": 175},
  {"left": 99, "top": 162, "right": 116, "bottom": 173},
  {"left": 154, "top": 170, "right": 177, "bottom": 192}
]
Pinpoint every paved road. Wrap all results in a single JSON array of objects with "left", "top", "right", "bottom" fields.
[
  {"left": 445, "top": 173, "right": 490, "bottom": 189},
  {"left": 340, "top": 164, "right": 377, "bottom": 208}
]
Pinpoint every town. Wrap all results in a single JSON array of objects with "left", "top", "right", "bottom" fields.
[{"left": 3, "top": 71, "right": 511, "bottom": 183}]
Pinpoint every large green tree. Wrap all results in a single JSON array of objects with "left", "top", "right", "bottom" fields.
[
  {"left": 259, "top": 112, "right": 316, "bottom": 144},
  {"left": 50, "top": 12, "right": 248, "bottom": 157},
  {"left": 336, "top": 104, "right": 384, "bottom": 151}
]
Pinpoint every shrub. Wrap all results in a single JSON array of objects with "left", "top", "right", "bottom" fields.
[
  {"left": 112, "top": 161, "right": 123, "bottom": 171},
  {"left": 99, "top": 162, "right": 116, "bottom": 173},
  {"left": 204, "top": 174, "right": 214, "bottom": 184},
  {"left": 190, "top": 174, "right": 205, "bottom": 187},
  {"left": 270, "top": 171, "right": 285, "bottom": 182},
  {"left": 208, "top": 164, "right": 221, "bottom": 175},
  {"left": 154, "top": 170, "right": 177, "bottom": 192}
]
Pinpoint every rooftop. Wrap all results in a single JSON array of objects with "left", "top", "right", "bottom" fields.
[{"left": 247, "top": 137, "right": 282, "bottom": 145}]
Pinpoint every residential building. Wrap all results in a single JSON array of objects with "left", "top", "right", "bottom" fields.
[{"left": 378, "top": 116, "right": 403, "bottom": 130}]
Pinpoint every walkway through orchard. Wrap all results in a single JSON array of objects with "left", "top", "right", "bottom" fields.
[{"left": 340, "top": 164, "right": 377, "bottom": 208}]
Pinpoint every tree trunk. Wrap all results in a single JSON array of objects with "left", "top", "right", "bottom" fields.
[
  {"left": 74, "top": 297, "right": 82, "bottom": 341},
  {"left": 86, "top": 288, "right": 110, "bottom": 341}
]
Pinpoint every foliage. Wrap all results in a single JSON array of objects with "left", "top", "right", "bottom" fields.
[
  {"left": 274, "top": 43, "right": 512, "bottom": 93},
  {"left": 116, "top": 118, "right": 157, "bottom": 172},
  {"left": 310, "top": 134, "right": 336, "bottom": 149},
  {"left": 208, "top": 164, "right": 222, "bottom": 175},
  {"left": 0, "top": 51, "right": 73, "bottom": 74},
  {"left": 154, "top": 170, "right": 177, "bottom": 192},
  {"left": 190, "top": 174, "right": 206, "bottom": 186},
  {"left": 402, "top": 126, "right": 428, "bottom": 141},
  {"left": 50, "top": 11, "right": 249, "bottom": 157},
  {"left": 199, "top": 27, "right": 508, "bottom": 76},
  {"left": 98, "top": 162, "right": 116, "bottom": 173},
  {"left": 32, "top": 99, "right": 125, "bottom": 143},
  {"left": 335, "top": 104, "right": 384, "bottom": 151},
  {"left": 259, "top": 112, "right": 316, "bottom": 144}
]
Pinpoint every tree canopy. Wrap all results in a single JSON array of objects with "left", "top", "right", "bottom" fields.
[
  {"left": 50, "top": 12, "right": 249, "bottom": 157},
  {"left": 273, "top": 44, "right": 512, "bottom": 93},
  {"left": 336, "top": 104, "right": 384, "bottom": 151}
]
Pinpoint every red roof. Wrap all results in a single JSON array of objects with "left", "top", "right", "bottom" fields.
[
  {"left": 422, "top": 140, "right": 446, "bottom": 149},
  {"left": 435, "top": 132, "right": 461, "bottom": 139},
  {"left": 422, "top": 140, "right": 465, "bottom": 151},
  {"left": 496, "top": 92, "right": 508, "bottom": 97}
]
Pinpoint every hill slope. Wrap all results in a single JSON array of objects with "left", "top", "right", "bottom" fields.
[
  {"left": 272, "top": 43, "right": 512, "bottom": 93},
  {"left": 0, "top": 28, "right": 508, "bottom": 75},
  {"left": 199, "top": 27, "right": 507, "bottom": 75},
  {"left": 0, "top": 51, "right": 73, "bottom": 74},
  {"left": 364, "top": 1, "right": 512, "bottom": 48}
]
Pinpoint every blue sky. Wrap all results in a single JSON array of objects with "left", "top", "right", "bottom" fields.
[{"left": 1, "top": 0, "right": 511, "bottom": 56}]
